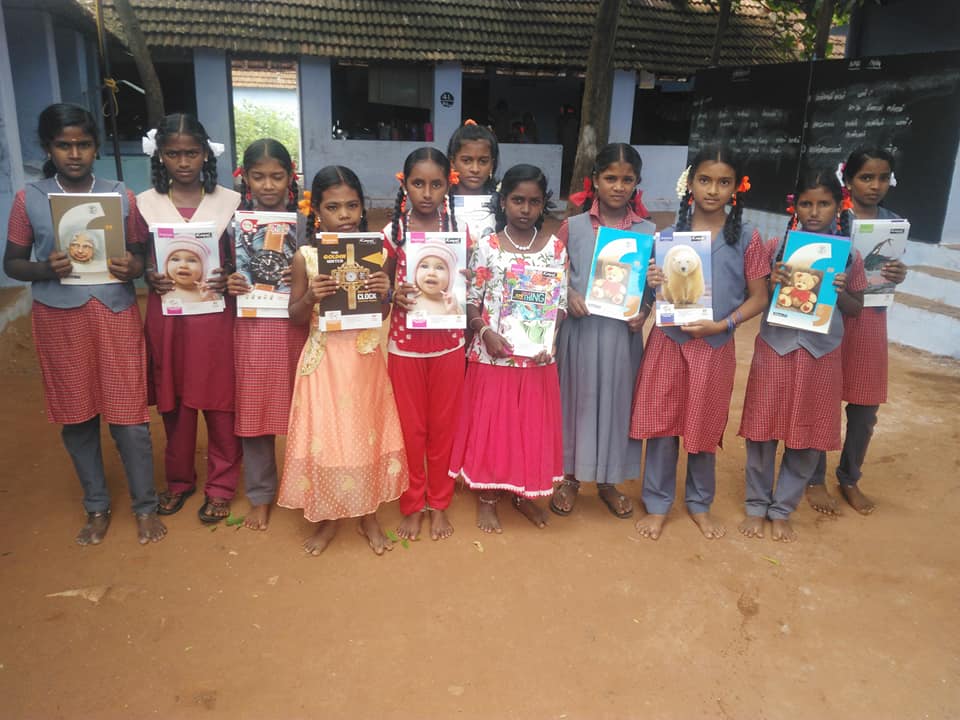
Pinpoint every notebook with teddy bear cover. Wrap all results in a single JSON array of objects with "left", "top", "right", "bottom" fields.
[
  {"left": 654, "top": 230, "right": 713, "bottom": 327},
  {"left": 585, "top": 226, "right": 654, "bottom": 321},
  {"left": 767, "top": 229, "right": 851, "bottom": 334}
]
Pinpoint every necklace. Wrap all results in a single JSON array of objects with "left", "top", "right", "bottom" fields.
[
  {"left": 405, "top": 207, "right": 443, "bottom": 232},
  {"left": 503, "top": 226, "right": 537, "bottom": 251},
  {"left": 54, "top": 173, "right": 95, "bottom": 193}
]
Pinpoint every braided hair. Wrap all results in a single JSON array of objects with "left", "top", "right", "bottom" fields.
[
  {"left": 390, "top": 147, "right": 457, "bottom": 248},
  {"left": 676, "top": 145, "right": 744, "bottom": 246},
  {"left": 447, "top": 121, "right": 500, "bottom": 193},
  {"left": 38, "top": 103, "right": 99, "bottom": 178},
  {"left": 307, "top": 165, "right": 369, "bottom": 241},
  {"left": 238, "top": 138, "right": 299, "bottom": 211},
  {"left": 149, "top": 113, "right": 219, "bottom": 194},
  {"left": 841, "top": 146, "right": 896, "bottom": 227},
  {"left": 489, "top": 163, "right": 554, "bottom": 232},
  {"left": 581, "top": 143, "right": 644, "bottom": 214}
]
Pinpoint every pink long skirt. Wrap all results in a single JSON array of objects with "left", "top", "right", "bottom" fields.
[{"left": 449, "top": 362, "right": 561, "bottom": 498}]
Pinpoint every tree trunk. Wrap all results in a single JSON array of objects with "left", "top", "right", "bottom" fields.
[
  {"left": 568, "top": 0, "right": 625, "bottom": 206},
  {"left": 710, "top": 0, "right": 733, "bottom": 66},
  {"left": 112, "top": 0, "right": 165, "bottom": 126},
  {"left": 812, "top": 0, "right": 837, "bottom": 59}
]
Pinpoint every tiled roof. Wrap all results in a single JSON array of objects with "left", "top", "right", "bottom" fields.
[
  {"left": 80, "top": 0, "right": 791, "bottom": 76},
  {"left": 232, "top": 60, "right": 298, "bottom": 89}
]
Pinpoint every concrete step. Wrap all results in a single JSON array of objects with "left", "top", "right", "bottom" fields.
[
  {"left": 900, "top": 264, "right": 960, "bottom": 305},
  {"left": 904, "top": 240, "right": 960, "bottom": 271},
  {"left": 888, "top": 291, "right": 960, "bottom": 359}
]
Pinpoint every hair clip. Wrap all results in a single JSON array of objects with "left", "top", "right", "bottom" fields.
[
  {"left": 141, "top": 128, "right": 158, "bottom": 156},
  {"left": 675, "top": 165, "right": 691, "bottom": 199}
]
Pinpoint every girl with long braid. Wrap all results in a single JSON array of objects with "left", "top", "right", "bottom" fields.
[{"left": 629, "top": 145, "right": 769, "bottom": 541}]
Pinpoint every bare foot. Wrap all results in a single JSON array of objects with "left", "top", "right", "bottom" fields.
[
  {"left": 806, "top": 484, "right": 840, "bottom": 516},
  {"left": 358, "top": 513, "right": 394, "bottom": 555},
  {"left": 690, "top": 510, "right": 725, "bottom": 539},
  {"left": 76, "top": 510, "right": 111, "bottom": 546},
  {"left": 135, "top": 512, "right": 167, "bottom": 544},
  {"left": 396, "top": 511, "right": 424, "bottom": 541},
  {"left": 771, "top": 518, "right": 798, "bottom": 542},
  {"left": 243, "top": 504, "right": 271, "bottom": 531},
  {"left": 303, "top": 519, "right": 337, "bottom": 556},
  {"left": 512, "top": 496, "right": 548, "bottom": 529},
  {"left": 738, "top": 515, "right": 765, "bottom": 539},
  {"left": 477, "top": 493, "right": 502, "bottom": 534},
  {"left": 840, "top": 484, "right": 876, "bottom": 515},
  {"left": 428, "top": 508, "right": 454, "bottom": 540},
  {"left": 634, "top": 508, "right": 666, "bottom": 540}
]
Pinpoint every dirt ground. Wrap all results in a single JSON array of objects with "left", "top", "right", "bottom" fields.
[{"left": 1, "top": 213, "right": 959, "bottom": 719}]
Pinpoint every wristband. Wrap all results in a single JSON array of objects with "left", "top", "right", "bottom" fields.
[{"left": 478, "top": 325, "right": 492, "bottom": 344}]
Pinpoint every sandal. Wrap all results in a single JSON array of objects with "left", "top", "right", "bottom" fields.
[
  {"left": 597, "top": 483, "right": 634, "bottom": 519},
  {"left": 197, "top": 496, "right": 231, "bottom": 524},
  {"left": 156, "top": 486, "right": 196, "bottom": 516},
  {"left": 549, "top": 477, "right": 580, "bottom": 516}
]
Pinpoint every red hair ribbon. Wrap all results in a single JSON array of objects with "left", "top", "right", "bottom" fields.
[
  {"left": 785, "top": 193, "right": 796, "bottom": 215},
  {"left": 568, "top": 177, "right": 594, "bottom": 207},
  {"left": 232, "top": 167, "right": 243, "bottom": 178},
  {"left": 841, "top": 187, "right": 854, "bottom": 211},
  {"left": 737, "top": 175, "right": 752, "bottom": 194},
  {"left": 449, "top": 169, "right": 460, "bottom": 185},
  {"left": 291, "top": 159, "right": 297, "bottom": 173},
  {"left": 297, "top": 190, "right": 313, "bottom": 217},
  {"left": 632, "top": 190, "right": 650, "bottom": 218},
  {"left": 464, "top": 119, "right": 477, "bottom": 126}
]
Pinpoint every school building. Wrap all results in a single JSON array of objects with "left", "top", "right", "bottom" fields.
[{"left": 1, "top": 0, "right": 957, "bottom": 357}]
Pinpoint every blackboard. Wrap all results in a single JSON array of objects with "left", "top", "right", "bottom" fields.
[
  {"left": 803, "top": 52, "right": 960, "bottom": 242},
  {"left": 688, "top": 63, "right": 808, "bottom": 212},
  {"left": 689, "top": 50, "right": 960, "bottom": 242}
]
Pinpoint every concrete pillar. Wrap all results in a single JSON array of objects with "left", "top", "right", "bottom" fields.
[
  {"left": 193, "top": 48, "right": 234, "bottom": 181},
  {"left": 0, "top": 4, "right": 27, "bottom": 285},
  {"left": 609, "top": 69, "right": 637, "bottom": 144},
  {"left": 942, "top": 144, "right": 960, "bottom": 244},
  {"left": 432, "top": 62, "right": 462, "bottom": 150},
  {"left": 5, "top": 9, "right": 61, "bottom": 169},
  {"left": 298, "top": 56, "right": 333, "bottom": 187}
]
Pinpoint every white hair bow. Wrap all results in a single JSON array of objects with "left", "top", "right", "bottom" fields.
[
  {"left": 889, "top": 172, "right": 898, "bottom": 187},
  {"left": 141, "top": 128, "right": 158, "bottom": 156},
  {"left": 675, "top": 165, "right": 691, "bottom": 199},
  {"left": 207, "top": 140, "right": 225, "bottom": 158},
  {"left": 835, "top": 161, "right": 846, "bottom": 186}
]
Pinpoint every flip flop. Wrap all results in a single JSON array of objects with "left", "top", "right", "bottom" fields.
[
  {"left": 197, "top": 496, "right": 231, "bottom": 524},
  {"left": 597, "top": 484, "right": 634, "bottom": 519},
  {"left": 156, "top": 486, "right": 196, "bottom": 516},
  {"left": 549, "top": 478, "right": 580, "bottom": 516}
]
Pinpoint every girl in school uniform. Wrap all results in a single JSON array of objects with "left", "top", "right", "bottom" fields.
[
  {"left": 552, "top": 143, "right": 655, "bottom": 519},
  {"left": 139, "top": 113, "right": 242, "bottom": 524},
  {"left": 449, "top": 164, "right": 566, "bottom": 533},
  {"left": 3, "top": 103, "right": 165, "bottom": 545},
  {"left": 805, "top": 147, "right": 907, "bottom": 515},
  {"left": 278, "top": 165, "right": 408, "bottom": 556},
  {"left": 739, "top": 168, "right": 867, "bottom": 542},
  {"left": 629, "top": 145, "right": 770, "bottom": 541},
  {"left": 447, "top": 119, "right": 499, "bottom": 244},
  {"left": 385, "top": 147, "right": 464, "bottom": 542},
  {"left": 226, "top": 139, "right": 308, "bottom": 530}
]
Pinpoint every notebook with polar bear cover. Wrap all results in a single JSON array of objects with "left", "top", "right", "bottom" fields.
[
  {"left": 654, "top": 230, "right": 713, "bottom": 326},
  {"left": 585, "top": 226, "right": 654, "bottom": 321},
  {"left": 766, "top": 230, "right": 851, "bottom": 335}
]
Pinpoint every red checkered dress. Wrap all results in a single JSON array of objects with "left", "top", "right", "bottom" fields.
[
  {"left": 841, "top": 308, "right": 888, "bottom": 405},
  {"left": 233, "top": 317, "right": 309, "bottom": 436},
  {"left": 7, "top": 190, "right": 149, "bottom": 425},
  {"left": 738, "top": 339, "right": 843, "bottom": 450},
  {"left": 629, "top": 231, "right": 768, "bottom": 454}
]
